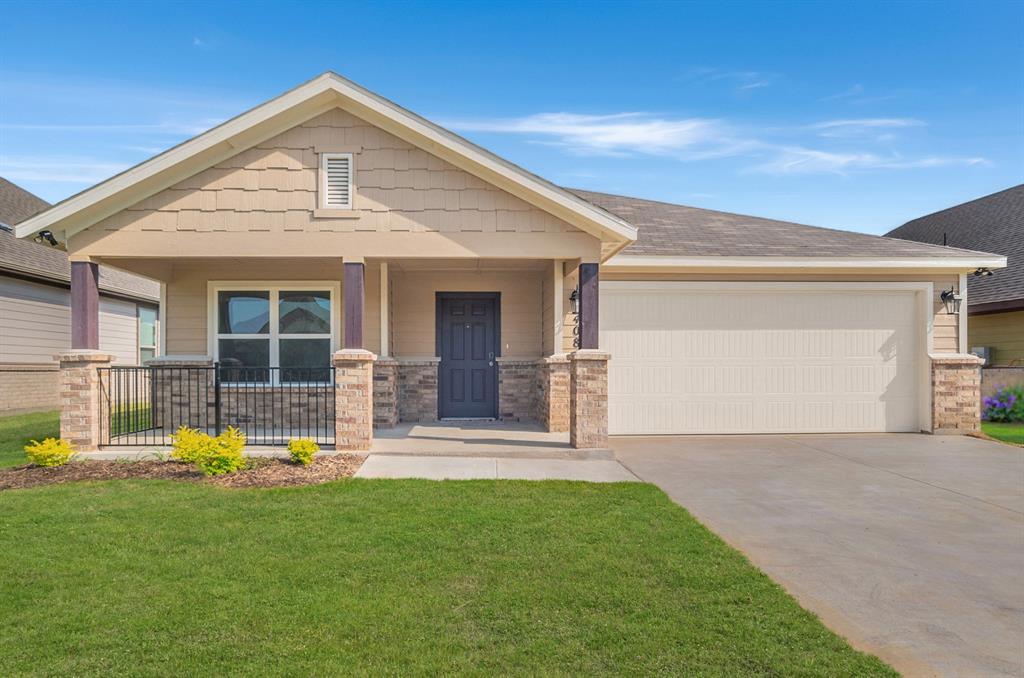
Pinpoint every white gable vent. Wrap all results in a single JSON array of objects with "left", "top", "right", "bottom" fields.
[{"left": 320, "top": 153, "right": 353, "bottom": 209}]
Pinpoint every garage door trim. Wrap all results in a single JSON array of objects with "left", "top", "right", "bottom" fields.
[{"left": 600, "top": 280, "right": 935, "bottom": 433}]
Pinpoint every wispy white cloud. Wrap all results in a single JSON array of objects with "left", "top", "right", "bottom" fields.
[
  {"left": 819, "top": 84, "right": 864, "bottom": 101},
  {"left": 448, "top": 112, "right": 748, "bottom": 158},
  {"left": 0, "top": 118, "right": 225, "bottom": 136},
  {"left": 748, "top": 147, "right": 988, "bottom": 175},
  {"left": 449, "top": 111, "right": 988, "bottom": 176},
  {"left": 682, "top": 66, "right": 779, "bottom": 93},
  {"left": 0, "top": 155, "right": 130, "bottom": 185}
]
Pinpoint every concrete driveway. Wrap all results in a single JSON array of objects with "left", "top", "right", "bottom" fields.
[{"left": 613, "top": 434, "right": 1024, "bottom": 678}]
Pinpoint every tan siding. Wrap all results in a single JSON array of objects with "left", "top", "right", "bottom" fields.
[
  {"left": 541, "top": 264, "right": 553, "bottom": 355},
  {"left": 390, "top": 270, "right": 542, "bottom": 358},
  {"left": 89, "top": 107, "right": 582, "bottom": 238},
  {"left": 601, "top": 271, "right": 961, "bottom": 353},
  {"left": 0, "top": 277, "right": 72, "bottom": 362},
  {"left": 0, "top": 276, "right": 146, "bottom": 365},
  {"left": 99, "top": 297, "right": 140, "bottom": 365},
  {"left": 970, "top": 310, "right": 1024, "bottom": 366},
  {"left": 163, "top": 259, "right": 380, "bottom": 356}
]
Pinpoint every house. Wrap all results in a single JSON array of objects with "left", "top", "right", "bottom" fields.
[
  {"left": 0, "top": 177, "right": 160, "bottom": 414},
  {"left": 886, "top": 185, "right": 1023, "bottom": 367},
  {"left": 14, "top": 72, "right": 1005, "bottom": 450}
]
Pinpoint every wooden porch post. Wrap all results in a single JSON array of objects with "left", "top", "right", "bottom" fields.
[
  {"left": 578, "top": 262, "right": 599, "bottom": 350},
  {"left": 343, "top": 261, "right": 365, "bottom": 349},
  {"left": 71, "top": 261, "right": 100, "bottom": 350}
]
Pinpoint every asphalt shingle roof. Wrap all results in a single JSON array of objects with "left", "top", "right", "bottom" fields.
[
  {"left": 570, "top": 188, "right": 996, "bottom": 260},
  {"left": 0, "top": 178, "right": 160, "bottom": 301},
  {"left": 885, "top": 185, "right": 1023, "bottom": 308}
]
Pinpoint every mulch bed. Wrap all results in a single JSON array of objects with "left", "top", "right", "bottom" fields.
[{"left": 0, "top": 455, "right": 364, "bottom": 491}]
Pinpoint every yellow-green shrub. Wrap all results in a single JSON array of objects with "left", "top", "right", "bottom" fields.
[
  {"left": 287, "top": 438, "right": 319, "bottom": 466},
  {"left": 170, "top": 426, "right": 215, "bottom": 463},
  {"left": 24, "top": 438, "right": 77, "bottom": 467},
  {"left": 171, "top": 426, "right": 247, "bottom": 476}
]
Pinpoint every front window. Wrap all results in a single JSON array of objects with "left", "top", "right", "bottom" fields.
[
  {"left": 214, "top": 286, "right": 335, "bottom": 383},
  {"left": 138, "top": 305, "right": 159, "bottom": 364}
]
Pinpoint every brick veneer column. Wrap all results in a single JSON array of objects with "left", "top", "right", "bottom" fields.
[
  {"left": 536, "top": 355, "right": 570, "bottom": 432},
  {"left": 373, "top": 357, "right": 399, "bottom": 429},
  {"left": 57, "top": 350, "right": 114, "bottom": 451},
  {"left": 334, "top": 349, "right": 376, "bottom": 450},
  {"left": 931, "top": 353, "right": 985, "bottom": 434},
  {"left": 569, "top": 350, "right": 609, "bottom": 449}
]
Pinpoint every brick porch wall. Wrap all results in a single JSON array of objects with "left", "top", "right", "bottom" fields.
[
  {"left": 497, "top": 359, "right": 537, "bottom": 422},
  {"left": 535, "top": 356, "right": 570, "bottom": 432},
  {"left": 57, "top": 351, "right": 113, "bottom": 451},
  {"left": 931, "top": 353, "right": 985, "bottom": 434},
  {"left": 333, "top": 350, "right": 375, "bottom": 451},
  {"left": 397, "top": 359, "right": 439, "bottom": 423},
  {"left": 569, "top": 350, "right": 609, "bottom": 449},
  {"left": 0, "top": 364, "right": 60, "bottom": 414},
  {"left": 374, "top": 358, "right": 399, "bottom": 428}
]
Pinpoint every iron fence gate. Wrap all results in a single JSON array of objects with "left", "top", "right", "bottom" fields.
[{"left": 100, "top": 364, "right": 336, "bottom": 447}]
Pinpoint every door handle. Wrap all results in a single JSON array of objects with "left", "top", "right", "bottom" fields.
[{"left": 488, "top": 352, "right": 494, "bottom": 367}]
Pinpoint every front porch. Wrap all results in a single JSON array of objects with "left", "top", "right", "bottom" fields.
[{"left": 60, "top": 256, "right": 610, "bottom": 453}]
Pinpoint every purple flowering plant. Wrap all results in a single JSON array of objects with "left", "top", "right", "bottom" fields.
[{"left": 982, "top": 385, "right": 1024, "bottom": 423}]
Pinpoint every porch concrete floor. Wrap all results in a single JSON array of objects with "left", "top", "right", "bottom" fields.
[{"left": 371, "top": 421, "right": 609, "bottom": 459}]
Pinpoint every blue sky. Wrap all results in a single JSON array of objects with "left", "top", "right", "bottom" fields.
[{"left": 2, "top": 0, "right": 1021, "bottom": 234}]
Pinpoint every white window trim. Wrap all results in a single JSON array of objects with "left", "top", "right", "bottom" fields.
[
  {"left": 319, "top": 152, "right": 354, "bottom": 209},
  {"left": 207, "top": 281, "right": 341, "bottom": 385}
]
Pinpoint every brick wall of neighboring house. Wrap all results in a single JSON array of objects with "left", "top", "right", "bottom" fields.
[
  {"left": 0, "top": 364, "right": 60, "bottom": 414},
  {"left": 931, "top": 354, "right": 985, "bottom": 434},
  {"left": 497, "top": 359, "right": 537, "bottom": 422},
  {"left": 981, "top": 367, "right": 1024, "bottom": 399},
  {"left": 397, "top": 359, "right": 439, "bottom": 423}
]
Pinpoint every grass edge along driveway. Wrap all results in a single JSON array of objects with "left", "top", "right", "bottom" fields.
[{"left": 0, "top": 478, "right": 894, "bottom": 676}]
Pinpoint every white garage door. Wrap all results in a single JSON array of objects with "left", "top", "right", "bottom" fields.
[{"left": 602, "top": 283, "right": 922, "bottom": 435}]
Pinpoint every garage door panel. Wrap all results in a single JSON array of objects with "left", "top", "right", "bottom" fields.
[{"left": 603, "top": 286, "right": 920, "bottom": 434}]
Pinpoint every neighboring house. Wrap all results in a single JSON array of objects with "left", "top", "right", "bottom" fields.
[
  {"left": 15, "top": 73, "right": 1004, "bottom": 451},
  {"left": 887, "top": 185, "right": 1023, "bottom": 366},
  {"left": 0, "top": 177, "right": 160, "bottom": 414}
]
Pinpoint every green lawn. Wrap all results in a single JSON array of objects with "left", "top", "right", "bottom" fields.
[
  {"left": 981, "top": 421, "right": 1024, "bottom": 446},
  {"left": 0, "top": 481, "right": 892, "bottom": 676},
  {"left": 0, "top": 410, "right": 893, "bottom": 675},
  {"left": 0, "top": 410, "right": 59, "bottom": 468}
]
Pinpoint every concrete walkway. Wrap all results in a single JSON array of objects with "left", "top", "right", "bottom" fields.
[
  {"left": 355, "top": 454, "right": 637, "bottom": 482},
  {"left": 613, "top": 433, "right": 1024, "bottom": 678}
]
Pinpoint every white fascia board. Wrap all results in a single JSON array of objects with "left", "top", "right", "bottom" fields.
[
  {"left": 17, "top": 71, "right": 637, "bottom": 249},
  {"left": 603, "top": 254, "right": 1009, "bottom": 272}
]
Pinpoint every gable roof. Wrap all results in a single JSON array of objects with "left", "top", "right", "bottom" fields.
[
  {"left": 573, "top": 188, "right": 1005, "bottom": 270},
  {"left": 15, "top": 72, "right": 637, "bottom": 257},
  {"left": 0, "top": 178, "right": 159, "bottom": 301},
  {"left": 886, "top": 185, "right": 1023, "bottom": 309}
]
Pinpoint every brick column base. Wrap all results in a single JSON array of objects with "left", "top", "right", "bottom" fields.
[
  {"left": 373, "top": 358, "right": 399, "bottom": 429},
  {"left": 58, "top": 351, "right": 114, "bottom": 451},
  {"left": 569, "top": 350, "right": 610, "bottom": 449},
  {"left": 536, "top": 355, "right": 570, "bottom": 433},
  {"left": 333, "top": 349, "right": 376, "bottom": 450},
  {"left": 931, "top": 353, "right": 984, "bottom": 434}
]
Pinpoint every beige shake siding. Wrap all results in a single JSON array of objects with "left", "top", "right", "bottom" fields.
[{"left": 88, "top": 108, "right": 583, "bottom": 238}]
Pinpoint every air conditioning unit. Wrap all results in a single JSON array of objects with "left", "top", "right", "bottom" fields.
[{"left": 971, "top": 346, "right": 992, "bottom": 366}]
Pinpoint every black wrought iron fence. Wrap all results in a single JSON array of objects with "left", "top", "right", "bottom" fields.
[{"left": 100, "top": 364, "right": 336, "bottom": 447}]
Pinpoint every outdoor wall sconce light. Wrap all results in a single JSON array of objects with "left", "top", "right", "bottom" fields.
[{"left": 940, "top": 287, "right": 963, "bottom": 315}]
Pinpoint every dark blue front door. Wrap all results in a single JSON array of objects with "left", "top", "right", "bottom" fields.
[{"left": 437, "top": 294, "right": 498, "bottom": 419}]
